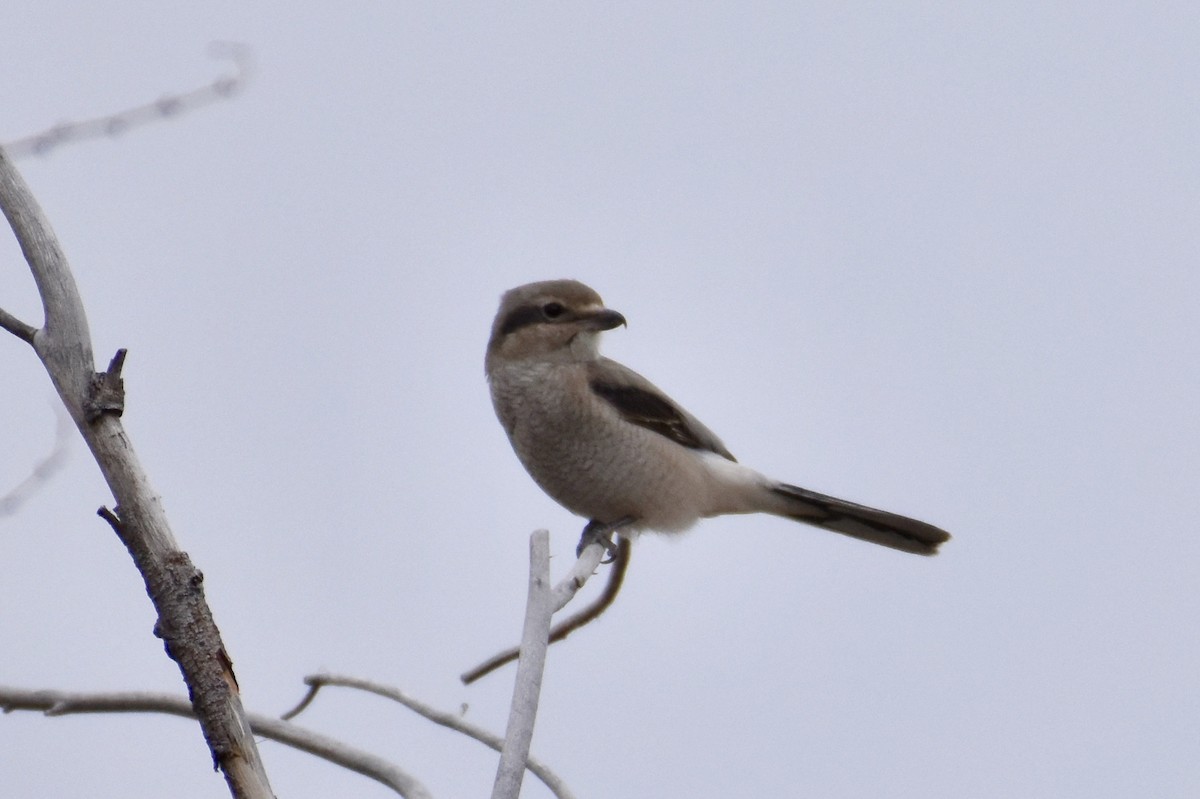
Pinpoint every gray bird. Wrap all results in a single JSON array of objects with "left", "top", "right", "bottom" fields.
[{"left": 486, "top": 279, "right": 950, "bottom": 556}]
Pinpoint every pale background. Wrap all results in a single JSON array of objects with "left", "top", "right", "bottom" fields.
[{"left": 2, "top": 3, "right": 1197, "bottom": 797}]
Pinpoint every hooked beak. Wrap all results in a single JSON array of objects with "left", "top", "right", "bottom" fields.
[{"left": 581, "top": 307, "right": 627, "bottom": 331}]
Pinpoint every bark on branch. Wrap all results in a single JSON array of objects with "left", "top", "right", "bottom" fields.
[{"left": 0, "top": 145, "right": 273, "bottom": 798}]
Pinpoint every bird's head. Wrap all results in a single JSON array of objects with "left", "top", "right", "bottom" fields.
[{"left": 486, "top": 279, "right": 626, "bottom": 372}]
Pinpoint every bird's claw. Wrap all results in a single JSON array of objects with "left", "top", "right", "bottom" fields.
[{"left": 577, "top": 517, "right": 633, "bottom": 561}]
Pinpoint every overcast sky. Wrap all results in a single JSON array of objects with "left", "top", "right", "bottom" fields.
[{"left": 2, "top": 3, "right": 1198, "bottom": 797}]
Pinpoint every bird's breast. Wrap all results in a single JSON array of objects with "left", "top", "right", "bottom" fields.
[{"left": 489, "top": 361, "right": 712, "bottom": 532}]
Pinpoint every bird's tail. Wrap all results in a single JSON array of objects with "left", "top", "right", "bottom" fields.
[{"left": 766, "top": 482, "right": 950, "bottom": 556}]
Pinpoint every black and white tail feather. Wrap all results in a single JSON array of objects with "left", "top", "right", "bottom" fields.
[{"left": 768, "top": 482, "right": 949, "bottom": 556}]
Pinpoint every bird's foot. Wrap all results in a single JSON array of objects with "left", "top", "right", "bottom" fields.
[{"left": 576, "top": 517, "right": 635, "bottom": 561}]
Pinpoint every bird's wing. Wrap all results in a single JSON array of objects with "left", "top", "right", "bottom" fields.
[{"left": 587, "top": 357, "right": 737, "bottom": 461}]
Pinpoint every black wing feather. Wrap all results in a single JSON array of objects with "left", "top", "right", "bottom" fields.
[{"left": 589, "top": 378, "right": 735, "bottom": 460}]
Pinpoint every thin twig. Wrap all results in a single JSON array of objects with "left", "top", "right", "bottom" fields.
[
  {"left": 0, "top": 404, "right": 72, "bottom": 517},
  {"left": 96, "top": 506, "right": 123, "bottom": 534},
  {"left": 3, "top": 43, "right": 251, "bottom": 159},
  {"left": 550, "top": 537, "right": 609, "bottom": 611},
  {"left": 0, "top": 685, "right": 431, "bottom": 799},
  {"left": 282, "top": 673, "right": 576, "bottom": 799},
  {"left": 461, "top": 537, "right": 631, "bottom": 684},
  {"left": 280, "top": 683, "right": 320, "bottom": 721},
  {"left": 492, "top": 530, "right": 553, "bottom": 799},
  {"left": 0, "top": 306, "right": 36, "bottom": 342},
  {"left": 547, "top": 535, "right": 630, "bottom": 641}
]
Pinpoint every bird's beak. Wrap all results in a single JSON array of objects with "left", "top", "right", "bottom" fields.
[{"left": 581, "top": 307, "right": 627, "bottom": 331}]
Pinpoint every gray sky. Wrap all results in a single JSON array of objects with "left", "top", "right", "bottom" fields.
[{"left": 2, "top": 3, "right": 1198, "bottom": 797}]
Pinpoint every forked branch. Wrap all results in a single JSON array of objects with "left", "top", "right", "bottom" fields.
[
  {"left": 283, "top": 673, "right": 575, "bottom": 799},
  {"left": 462, "top": 536, "right": 632, "bottom": 685}
]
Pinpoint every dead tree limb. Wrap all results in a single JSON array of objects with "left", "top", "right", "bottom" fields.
[
  {"left": 0, "top": 145, "right": 273, "bottom": 799},
  {"left": 491, "top": 530, "right": 554, "bottom": 799},
  {"left": 0, "top": 685, "right": 430, "bottom": 799},
  {"left": 3, "top": 43, "right": 250, "bottom": 159},
  {"left": 283, "top": 673, "right": 575, "bottom": 799},
  {"left": 462, "top": 534, "right": 630, "bottom": 685}
]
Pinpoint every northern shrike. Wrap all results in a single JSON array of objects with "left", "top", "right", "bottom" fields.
[{"left": 486, "top": 279, "right": 950, "bottom": 556}]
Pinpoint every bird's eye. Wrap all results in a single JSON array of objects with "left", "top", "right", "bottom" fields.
[{"left": 541, "top": 302, "right": 565, "bottom": 320}]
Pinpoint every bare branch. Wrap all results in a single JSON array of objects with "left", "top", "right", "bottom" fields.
[
  {"left": 0, "top": 306, "right": 36, "bottom": 342},
  {"left": 0, "top": 153, "right": 93, "bottom": 408},
  {"left": 280, "top": 682, "right": 320, "bottom": 721},
  {"left": 96, "top": 505, "right": 123, "bottom": 534},
  {"left": 491, "top": 529, "right": 553, "bottom": 799},
  {"left": 550, "top": 536, "right": 609, "bottom": 611},
  {"left": 0, "top": 146, "right": 273, "bottom": 797},
  {"left": 282, "top": 673, "right": 576, "bottom": 799},
  {"left": 0, "top": 404, "right": 71, "bottom": 517},
  {"left": 461, "top": 536, "right": 628, "bottom": 685},
  {"left": 0, "top": 685, "right": 431, "bottom": 799},
  {"left": 3, "top": 43, "right": 251, "bottom": 159},
  {"left": 544, "top": 536, "right": 630, "bottom": 641}
]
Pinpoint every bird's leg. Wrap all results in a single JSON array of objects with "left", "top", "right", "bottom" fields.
[{"left": 576, "top": 517, "right": 635, "bottom": 560}]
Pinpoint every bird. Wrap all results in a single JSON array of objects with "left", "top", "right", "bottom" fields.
[{"left": 485, "top": 279, "right": 950, "bottom": 556}]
